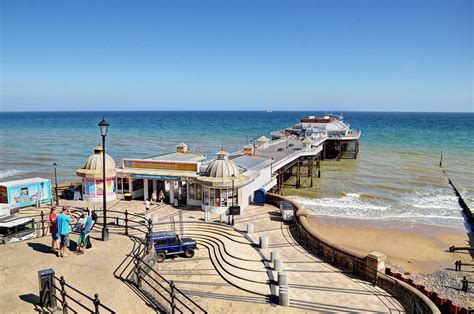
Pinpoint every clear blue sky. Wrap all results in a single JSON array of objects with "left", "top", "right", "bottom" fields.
[{"left": 0, "top": 0, "right": 472, "bottom": 112}]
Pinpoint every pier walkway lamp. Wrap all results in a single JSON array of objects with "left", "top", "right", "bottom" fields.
[
  {"left": 53, "top": 163, "right": 59, "bottom": 206},
  {"left": 98, "top": 117, "right": 110, "bottom": 241},
  {"left": 231, "top": 174, "right": 236, "bottom": 226}
]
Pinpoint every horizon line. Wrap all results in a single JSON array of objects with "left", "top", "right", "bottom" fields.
[{"left": 1, "top": 109, "right": 473, "bottom": 114}]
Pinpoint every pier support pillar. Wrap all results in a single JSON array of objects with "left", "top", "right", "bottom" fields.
[
  {"left": 144, "top": 179, "right": 149, "bottom": 201},
  {"left": 169, "top": 181, "right": 175, "bottom": 205}
]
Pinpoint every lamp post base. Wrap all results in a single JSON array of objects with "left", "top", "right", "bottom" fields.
[{"left": 102, "top": 227, "right": 109, "bottom": 241}]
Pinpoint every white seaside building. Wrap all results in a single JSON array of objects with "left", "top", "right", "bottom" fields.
[{"left": 109, "top": 143, "right": 275, "bottom": 214}]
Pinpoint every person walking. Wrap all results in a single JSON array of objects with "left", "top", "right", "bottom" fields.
[
  {"left": 84, "top": 209, "right": 94, "bottom": 249},
  {"left": 49, "top": 207, "right": 59, "bottom": 255},
  {"left": 56, "top": 206, "right": 75, "bottom": 258},
  {"left": 151, "top": 190, "right": 157, "bottom": 205},
  {"left": 75, "top": 212, "right": 87, "bottom": 255},
  {"left": 159, "top": 190, "right": 165, "bottom": 204},
  {"left": 144, "top": 199, "right": 150, "bottom": 211}
]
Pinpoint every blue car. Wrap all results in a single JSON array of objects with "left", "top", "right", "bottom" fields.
[{"left": 150, "top": 231, "right": 197, "bottom": 263}]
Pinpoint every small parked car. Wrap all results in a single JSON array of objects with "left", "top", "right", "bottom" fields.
[{"left": 150, "top": 231, "right": 197, "bottom": 263}]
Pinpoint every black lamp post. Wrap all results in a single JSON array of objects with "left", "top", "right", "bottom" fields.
[
  {"left": 98, "top": 118, "right": 110, "bottom": 241},
  {"left": 231, "top": 174, "right": 236, "bottom": 226},
  {"left": 53, "top": 162, "right": 59, "bottom": 206}
]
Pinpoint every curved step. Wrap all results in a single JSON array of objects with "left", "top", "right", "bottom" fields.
[
  {"left": 190, "top": 234, "right": 268, "bottom": 275},
  {"left": 192, "top": 240, "right": 271, "bottom": 296},
  {"left": 187, "top": 233, "right": 266, "bottom": 271}
]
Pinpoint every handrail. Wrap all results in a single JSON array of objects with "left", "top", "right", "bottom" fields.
[
  {"left": 134, "top": 251, "right": 207, "bottom": 313},
  {"left": 50, "top": 274, "right": 115, "bottom": 313}
]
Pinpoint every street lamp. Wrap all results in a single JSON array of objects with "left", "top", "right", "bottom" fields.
[
  {"left": 53, "top": 163, "right": 59, "bottom": 206},
  {"left": 231, "top": 174, "right": 236, "bottom": 226},
  {"left": 98, "top": 117, "right": 110, "bottom": 241}
]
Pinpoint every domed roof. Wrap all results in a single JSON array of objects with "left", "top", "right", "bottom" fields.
[
  {"left": 76, "top": 146, "right": 116, "bottom": 179},
  {"left": 205, "top": 150, "right": 240, "bottom": 178}
]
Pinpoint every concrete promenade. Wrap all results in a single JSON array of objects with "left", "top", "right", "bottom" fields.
[{"left": 0, "top": 199, "right": 404, "bottom": 313}]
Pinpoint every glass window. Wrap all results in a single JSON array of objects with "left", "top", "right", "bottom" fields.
[
  {"left": 215, "top": 189, "right": 221, "bottom": 207},
  {"left": 196, "top": 184, "right": 202, "bottom": 200},
  {"left": 171, "top": 236, "right": 181, "bottom": 245},
  {"left": 189, "top": 183, "right": 196, "bottom": 199},
  {"left": 204, "top": 188, "right": 209, "bottom": 206},
  {"left": 221, "top": 189, "right": 227, "bottom": 207},
  {"left": 210, "top": 188, "right": 215, "bottom": 207},
  {"left": 154, "top": 239, "right": 167, "bottom": 247}
]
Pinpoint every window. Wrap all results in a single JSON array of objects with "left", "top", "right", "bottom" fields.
[
  {"left": 189, "top": 183, "right": 196, "bottom": 199},
  {"left": 154, "top": 239, "right": 167, "bottom": 247},
  {"left": 21, "top": 187, "right": 29, "bottom": 196},
  {"left": 215, "top": 189, "right": 221, "bottom": 207},
  {"left": 221, "top": 189, "right": 228, "bottom": 207},
  {"left": 204, "top": 189, "right": 209, "bottom": 206},
  {"left": 171, "top": 236, "right": 181, "bottom": 245},
  {"left": 196, "top": 184, "right": 202, "bottom": 200},
  {"left": 132, "top": 179, "right": 143, "bottom": 191}
]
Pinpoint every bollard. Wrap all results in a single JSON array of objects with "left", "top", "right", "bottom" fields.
[
  {"left": 204, "top": 211, "right": 210, "bottom": 222},
  {"left": 274, "top": 259, "right": 283, "bottom": 271},
  {"left": 124, "top": 210, "right": 129, "bottom": 236},
  {"left": 278, "top": 272, "right": 288, "bottom": 286},
  {"left": 220, "top": 214, "right": 226, "bottom": 223},
  {"left": 259, "top": 236, "right": 268, "bottom": 249},
  {"left": 279, "top": 285, "right": 290, "bottom": 306},
  {"left": 38, "top": 268, "right": 57, "bottom": 308},
  {"left": 271, "top": 250, "right": 280, "bottom": 264},
  {"left": 246, "top": 223, "right": 254, "bottom": 234}
]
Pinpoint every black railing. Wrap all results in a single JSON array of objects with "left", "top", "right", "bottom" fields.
[
  {"left": 37, "top": 270, "right": 116, "bottom": 314},
  {"left": 132, "top": 243, "right": 207, "bottom": 313}
]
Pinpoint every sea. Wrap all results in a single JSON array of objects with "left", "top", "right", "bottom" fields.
[{"left": 1, "top": 111, "right": 473, "bottom": 228}]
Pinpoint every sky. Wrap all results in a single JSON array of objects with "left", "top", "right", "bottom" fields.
[{"left": 0, "top": 0, "right": 472, "bottom": 112}]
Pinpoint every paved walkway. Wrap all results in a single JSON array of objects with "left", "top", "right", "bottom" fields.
[{"left": 0, "top": 199, "right": 404, "bottom": 313}]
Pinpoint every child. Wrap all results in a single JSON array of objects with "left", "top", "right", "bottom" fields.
[
  {"left": 76, "top": 212, "right": 87, "bottom": 255},
  {"left": 159, "top": 190, "right": 165, "bottom": 204},
  {"left": 145, "top": 199, "right": 150, "bottom": 211}
]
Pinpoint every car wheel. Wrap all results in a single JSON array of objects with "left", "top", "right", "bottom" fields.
[
  {"left": 184, "top": 248, "right": 195, "bottom": 258},
  {"left": 157, "top": 252, "right": 166, "bottom": 263}
]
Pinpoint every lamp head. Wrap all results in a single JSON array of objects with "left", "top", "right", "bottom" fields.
[{"left": 98, "top": 117, "right": 109, "bottom": 137}]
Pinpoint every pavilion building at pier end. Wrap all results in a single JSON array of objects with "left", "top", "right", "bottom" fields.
[
  {"left": 112, "top": 143, "right": 275, "bottom": 214},
  {"left": 78, "top": 134, "right": 326, "bottom": 213}
]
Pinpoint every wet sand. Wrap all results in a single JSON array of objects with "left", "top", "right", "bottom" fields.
[{"left": 306, "top": 215, "right": 473, "bottom": 274}]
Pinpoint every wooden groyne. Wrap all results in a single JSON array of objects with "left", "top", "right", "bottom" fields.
[{"left": 441, "top": 167, "right": 473, "bottom": 228}]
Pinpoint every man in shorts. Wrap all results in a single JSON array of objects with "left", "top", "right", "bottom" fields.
[{"left": 56, "top": 206, "right": 75, "bottom": 258}]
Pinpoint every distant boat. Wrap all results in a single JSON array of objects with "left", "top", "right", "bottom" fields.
[{"left": 266, "top": 109, "right": 272, "bottom": 113}]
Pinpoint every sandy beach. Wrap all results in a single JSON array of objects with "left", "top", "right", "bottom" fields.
[{"left": 306, "top": 215, "right": 473, "bottom": 274}]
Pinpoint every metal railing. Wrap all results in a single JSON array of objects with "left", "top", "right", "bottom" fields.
[
  {"left": 133, "top": 252, "right": 207, "bottom": 313},
  {"left": 98, "top": 209, "right": 207, "bottom": 313},
  {"left": 38, "top": 268, "right": 115, "bottom": 314},
  {"left": 52, "top": 275, "right": 115, "bottom": 313}
]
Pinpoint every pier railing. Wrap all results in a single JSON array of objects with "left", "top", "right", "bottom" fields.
[
  {"left": 98, "top": 209, "right": 207, "bottom": 313},
  {"left": 266, "top": 193, "right": 440, "bottom": 314},
  {"left": 38, "top": 268, "right": 115, "bottom": 313}
]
